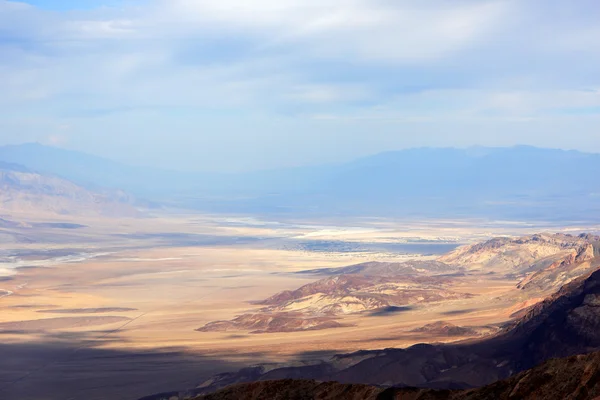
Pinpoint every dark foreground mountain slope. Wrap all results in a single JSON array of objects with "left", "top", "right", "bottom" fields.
[
  {"left": 177, "top": 265, "right": 600, "bottom": 395},
  {"left": 192, "top": 351, "right": 600, "bottom": 400}
]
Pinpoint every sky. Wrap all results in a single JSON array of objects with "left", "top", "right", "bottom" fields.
[{"left": 0, "top": 0, "right": 599, "bottom": 172}]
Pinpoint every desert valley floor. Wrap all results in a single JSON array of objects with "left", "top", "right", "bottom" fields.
[{"left": 1, "top": 211, "right": 599, "bottom": 400}]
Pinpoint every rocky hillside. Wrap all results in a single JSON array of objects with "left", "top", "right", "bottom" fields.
[
  {"left": 410, "top": 321, "right": 479, "bottom": 337},
  {"left": 439, "top": 233, "right": 595, "bottom": 273},
  {"left": 197, "top": 312, "right": 349, "bottom": 334},
  {"left": 186, "top": 265, "right": 600, "bottom": 394},
  {"left": 197, "top": 235, "right": 600, "bottom": 335},
  {"left": 259, "top": 274, "right": 467, "bottom": 311},
  {"left": 440, "top": 233, "right": 600, "bottom": 294},
  {"left": 190, "top": 351, "right": 600, "bottom": 400},
  {"left": 197, "top": 274, "right": 470, "bottom": 333},
  {"left": 0, "top": 162, "right": 140, "bottom": 217}
]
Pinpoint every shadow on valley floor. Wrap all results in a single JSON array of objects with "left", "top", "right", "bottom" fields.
[
  {"left": 440, "top": 308, "right": 478, "bottom": 316},
  {"left": 367, "top": 305, "right": 415, "bottom": 317},
  {"left": 0, "top": 333, "right": 252, "bottom": 400},
  {"left": 0, "top": 328, "right": 343, "bottom": 400}
]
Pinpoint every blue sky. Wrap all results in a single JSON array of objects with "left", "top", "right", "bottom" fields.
[
  {"left": 15, "top": 0, "right": 121, "bottom": 10},
  {"left": 0, "top": 0, "right": 599, "bottom": 171}
]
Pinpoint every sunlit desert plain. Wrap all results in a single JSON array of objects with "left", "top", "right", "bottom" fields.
[{"left": 1, "top": 210, "right": 599, "bottom": 399}]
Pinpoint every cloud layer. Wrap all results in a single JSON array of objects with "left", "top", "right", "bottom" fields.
[{"left": 1, "top": 0, "right": 599, "bottom": 171}]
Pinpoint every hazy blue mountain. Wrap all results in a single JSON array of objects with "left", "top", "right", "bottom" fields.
[
  {"left": 0, "top": 143, "right": 210, "bottom": 198},
  {"left": 0, "top": 161, "right": 31, "bottom": 173},
  {"left": 0, "top": 143, "right": 334, "bottom": 199},
  {"left": 0, "top": 157, "right": 140, "bottom": 217},
  {"left": 1, "top": 143, "right": 599, "bottom": 220},
  {"left": 298, "top": 146, "right": 600, "bottom": 219},
  {"left": 204, "top": 145, "right": 600, "bottom": 220},
  {"left": 324, "top": 146, "right": 599, "bottom": 196}
]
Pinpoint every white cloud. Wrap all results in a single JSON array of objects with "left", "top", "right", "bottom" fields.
[
  {"left": 0, "top": 0, "right": 599, "bottom": 170},
  {"left": 146, "top": 0, "right": 509, "bottom": 64}
]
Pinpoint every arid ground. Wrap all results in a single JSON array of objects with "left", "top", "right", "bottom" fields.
[{"left": 1, "top": 210, "right": 598, "bottom": 400}]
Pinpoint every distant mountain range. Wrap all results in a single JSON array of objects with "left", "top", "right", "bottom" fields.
[
  {"left": 1, "top": 143, "right": 600, "bottom": 220},
  {"left": 0, "top": 143, "right": 206, "bottom": 198},
  {"left": 0, "top": 160, "right": 140, "bottom": 217}
]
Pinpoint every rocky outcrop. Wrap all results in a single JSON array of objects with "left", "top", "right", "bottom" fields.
[
  {"left": 197, "top": 274, "right": 471, "bottom": 333},
  {"left": 197, "top": 312, "right": 349, "bottom": 334},
  {"left": 410, "top": 321, "right": 479, "bottom": 337},
  {"left": 191, "top": 266, "right": 600, "bottom": 393},
  {"left": 259, "top": 274, "right": 469, "bottom": 312},
  {"left": 501, "top": 267, "right": 600, "bottom": 370},
  {"left": 439, "top": 233, "right": 596, "bottom": 274},
  {"left": 197, "top": 234, "right": 600, "bottom": 336}
]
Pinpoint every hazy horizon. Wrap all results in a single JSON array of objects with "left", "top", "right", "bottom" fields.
[{"left": 2, "top": 141, "right": 600, "bottom": 173}]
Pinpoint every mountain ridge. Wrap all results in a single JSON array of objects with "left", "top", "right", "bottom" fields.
[
  {"left": 187, "top": 351, "right": 600, "bottom": 400},
  {"left": 0, "top": 161, "right": 141, "bottom": 217},
  {"left": 3, "top": 144, "right": 600, "bottom": 219}
]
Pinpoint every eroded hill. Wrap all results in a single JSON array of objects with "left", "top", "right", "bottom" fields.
[
  {"left": 197, "top": 233, "right": 600, "bottom": 335},
  {"left": 198, "top": 269, "right": 471, "bottom": 334},
  {"left": 186, "top": 238, "right": 600, "bottom": 395}
]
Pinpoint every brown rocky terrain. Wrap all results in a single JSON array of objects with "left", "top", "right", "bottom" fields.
[
  {"left": 439, "top": 233, "right": 596, "bottom": 275},
  {"left": 181, "top": 263, "right": 600, "bottom": 395},
  {"left": 197, "top": 274, "right": 471, "bottom": 333},
  {"left": 189, "top": 351, "right": 600, "bottom": 400},
  {"left": 440, "top": 232, "right": 600, "bottom": 303},
  {"left": 259, "top": 274, "right": 469, "bottom": 312},
  {"left": 410, "top": 321, "right": 480, "bottom": 337},
  {"left": 516, "top": 253, "right": 600, "bottom": 292},
  {"left": 197, "top": 312, "right": 350, "bottom": 334},
  {"left": 196, "top": 234, "right": 600, "bottom": 335}
]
